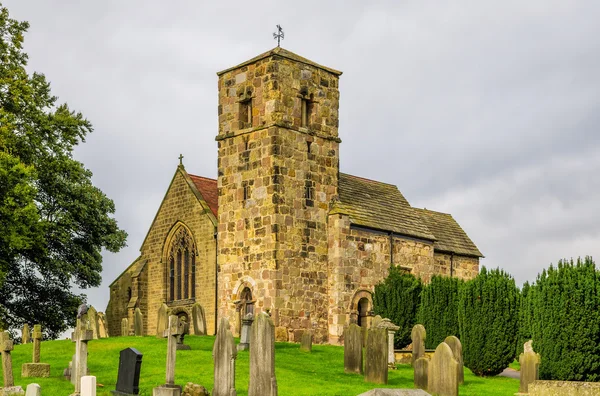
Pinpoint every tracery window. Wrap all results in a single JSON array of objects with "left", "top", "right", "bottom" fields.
[{"left": 167, "top": 226, "right": 196, "bottom": 302}]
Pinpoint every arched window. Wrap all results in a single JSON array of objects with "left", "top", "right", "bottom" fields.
[{"left": 166, "top": 226, "right": 197, "bottom": 302}]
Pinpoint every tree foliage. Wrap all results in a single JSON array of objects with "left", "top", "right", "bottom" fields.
[
  {"left": 417, "top": 275, "right": 462, "bottom": 349},
  {"left": 0, "top": 3, "right": 127, "bottom": 338},
  {"left": 458, "top": 267, "right": 518, "bottom": 376},
  {"left": 372, "top": 266, "right": 422, "bottom": 348}
]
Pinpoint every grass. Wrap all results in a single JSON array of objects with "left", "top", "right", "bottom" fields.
[{"left": 10, "top": 336, "right": 519, "bottom": 395}]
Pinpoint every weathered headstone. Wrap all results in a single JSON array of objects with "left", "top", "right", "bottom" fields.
[
  {"left": 519, "top": 350, "right": 540, "bottom": 394},
  {"left": 377, "top": 318, "right": 400, "bottom": 368},
  {"left": 364, "top": 327, "right": 388, "bottom": 384},
  {"left": 87, "top": 306, "right": 99, "bottom": 340},
  {"left": 182, "top": 383, "right": 210, "bottom": 396},
  {"left": 121, "top": 318, "right": 129, "bottom": 337},
  {"left": 97, "top": 312, "right": 109, "bottom": 338},
  {"left": 427, "top": 342, "right": 458, "bottom": 396},
  {"left": 237, "top": 313, "right": 253, "bottom": 351},
  {"left": 81, "top": 375, "right": 96, "bottom": 396},
  {"left": 176, "top": 318, "right": 191, "bottom": 350},
  {"left": 71, "top": 320, "right": 94, "bottom": 396},
  {"left": 134, "top": 308, "right": 144, "bottom": 337},
  {"left": 414, "top": 357, "right": 429, "bottom": 391},
  {"left": 358, "top": 390, "right": 431, "bottom": 396},
  {"left": 153, "top": 315, "right": 186, "bottom": 396},
  {"left": 112, "top": 347, "right": 143, "bottom": 396},
  {"left": 1, "top": 331, "right": 24, "bottom": 395},
  {"left": 444, "top": 336, "right": 463, "bottom": 385},
  {"left": 191, "top": 303, "right": 206, "bottom": 336},
  {"left": 372, "top": 315, "right": 383, "bottom": 329},
  {"left": 344, "top": 323, "right": 363, "bottom": 374},
  {"left": 22, "top": 324, "right": 50, "bottom": 377},
  {"left": 25, "top": 383, "right": 41, "bottom": 396},
  {"left": 411, "top": 324, "right": 426, "bottom": 366},
  {"left": 156, "top": 303, "right": 169, "bottom": 338},
  {"left": 212, "top": 317, "right": 237, "bottom": 396},
  {"left": 248, "top": 312, "right": 277, "bottom": 396},
  {"left": 524, "top": 340, "right": 533, "bottom": 354},
  {"left": 70, "top": 354, "right": 77, "bottom": 385},
  {"left": 21, "top": 324, "right": 30, "bottom": 344},
  {"left": 299, "top": 330, "right": 312, "bottom": 353}
]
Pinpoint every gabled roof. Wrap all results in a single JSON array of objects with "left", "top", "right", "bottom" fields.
[
  {"left": 335, "top": 173, "right": 436, "bottom": 241},
  {"left": 217, "top": 46, "right": 343, "bottom": 76},
  {"left": 188, "top": 174, "right": 218, "bottom": 217},
  {"left": 414, "top": 208, "right": 484, "bottom": 257}
]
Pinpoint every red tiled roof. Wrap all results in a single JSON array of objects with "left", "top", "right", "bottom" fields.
[{"left": 188, "top": 174, "right": 218, "bottom": 217}]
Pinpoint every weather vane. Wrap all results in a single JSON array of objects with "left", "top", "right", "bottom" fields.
[{"left": 273, "top": 25, "right": 284, "bottom": 47}]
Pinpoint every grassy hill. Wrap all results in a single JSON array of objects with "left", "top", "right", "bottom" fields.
[{"left": 10, "top": 335, "right": 518, "bottom": 395}]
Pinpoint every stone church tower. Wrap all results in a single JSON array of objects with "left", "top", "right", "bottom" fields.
[{"left": 216, "top": 48, "right": 342, "bottom": 342}]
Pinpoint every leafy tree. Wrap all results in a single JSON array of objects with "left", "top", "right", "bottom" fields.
[
  {"left": 0, "top": 3, "right": 127, "bottom": 338},
  {"left": 372, "top": 266, "right": 422, "bottom": 348},
  {"left": 515, "top": 281, "right": 533, "bottom": 358},
  {"left": 458, "top": 267, "right": 518, "bottom": 376},
  {"left": 417, "top": 275, "right": 462, "bottom": 349}
]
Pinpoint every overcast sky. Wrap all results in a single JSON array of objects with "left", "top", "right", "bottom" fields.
[{"left": 5, "top": 1, "right": 600, "bottom": 319}]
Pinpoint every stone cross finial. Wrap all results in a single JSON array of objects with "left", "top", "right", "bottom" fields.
[
  {"left": 273, "top": 25, "right": 284, "bottom": 47},
  {"left": 178, "top": 154, "right": 184, "bottom": 166},
  {"left": 0, "top": 331, "right": 15, "bottom": 387}
]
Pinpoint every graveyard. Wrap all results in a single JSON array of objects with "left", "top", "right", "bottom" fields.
[{"left": 6, "top": 333, "right": 518, "bottom": 395}]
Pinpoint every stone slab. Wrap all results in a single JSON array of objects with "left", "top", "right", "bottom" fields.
[
  {"left": 21, "top": 363, "right": 50, "bottom": 378},
  {"left": 81, "top": 375, "right": 96, "bottom": 396},
  {"left": 358, "top": 390, "right": 431, "bottom": 396},
  {"left": 24, "top": 384, "right": 40, "bottom": 396},
  {"left": 528, "top": 380, "right": 600, "bottom": 396},
  {"left": 1, "top": 387, "right": 24, "bottom": 396},
  {"left": 152, "top": 385, "right": 181, "bottom": 396}
]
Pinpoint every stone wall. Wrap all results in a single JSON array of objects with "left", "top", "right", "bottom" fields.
[
  {"left": 529, "top": 380, "right": 600, "bottom": 396},
  {"left": 433, "top": 253, "right": 479, "bottom": 280},
  {"left": 106, "top": 260, "right": 137, "bottom": 336}
]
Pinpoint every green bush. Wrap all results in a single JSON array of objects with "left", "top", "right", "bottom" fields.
[
  {"left": 515, "top": 281, "right": 533, "bottom": 358},
  {"left": 373, "top": 266, "right": 422, "bottom": 348},
  {"left": 416, "top": 275, "right": 462, "bottom": 349},
  {"left": 458, "top": 267, "right": 518, "bottom": 376},
  {"left": 529, "top": 257, "right": 600, "bottom": 381}
]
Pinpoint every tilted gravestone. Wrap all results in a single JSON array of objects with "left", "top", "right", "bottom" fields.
[
  {"left": 364, "top": 327, "right": 388, "bottom": 384},
  {"left": 344, "top": 323, "right": 363, "bottom": 374},
  {"left": 111, "top": 347, "right": 143, "bottom": 395},
  {"left": 427, "top": 342, "right": 458, "bottom": 396},
  {"left": 25, "top": 383, "right": 41, "bottom": 396},
  {"left": 248, "top": 312, "right": 277, "bottom": 396},
  {"left": 21, "top": 324, "right": 30, "bottom": 344},
  {"left": 212, "top": 317, "right": 237, "bottom": 396},
  {"left": 153, "top": 315, "right": 186, "bottom": 396},
  {"left": 134, "top": 308, "right": 144, "bottom": 337},
  {"left": 237, "top": 313, "right": 253, "bottom": 351},
  {"left": 156, "top": 303, "right": 169, "bottom": 338},
  {"left": 97, "top": 312, "right": 109, "bottom": 338},
  {"left": 1, "top": 331, "right": 25, "bottom": 395},
  {"left": 413, "top": 357, "right": 429, "bottom": 391},
  {"left": 87, "top": 306, "right": 99, "bottom": 340},
  {"left": 372, "top": 315, "right": 383, "bottom": 329},
  {"left": 411, "top": 325, "right": 426, "bottom": 367},
  {"left": 444, "top": 336, "right": 464, "bottom": 385},
  {"left": 22, "top": 324, "right": 50, "bottom": 377},
  {"left": 192, "top": 303, "right": 206, "bottom": 336},
  {"left": 519, "top": 350, "right": 540, "bottom": 394},
  {"left": 299, "top": 330, "right": 312, "bottom": 353},
  {"left": 121, "top": 318, "right": 129, "bottom": 337}
]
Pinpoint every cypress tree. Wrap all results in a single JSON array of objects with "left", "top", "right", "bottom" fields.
[
  {"left": 458, "top": 267, "right": 518, "bottom": 376},
  {"left": 515, "top": 281, "right": 533, "bottom": 358}
]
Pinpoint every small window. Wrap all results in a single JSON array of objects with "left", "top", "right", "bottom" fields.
[
  {"left": 243, "top": 183, "right": 250, "bottom": 201},
  {"left": 240, "top": 98, "right": 252, "bottom": 128}
]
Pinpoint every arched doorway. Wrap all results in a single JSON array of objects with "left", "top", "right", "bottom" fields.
[{"left": 357, "top": 297, "right": 370, "bottom": 328}]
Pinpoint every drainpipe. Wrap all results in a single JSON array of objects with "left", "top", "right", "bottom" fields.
[
  {"left": 214, "top": 228, "right": 218, "bottom": 336},
  {"left": 450, "top": 252, "right": 455, "bottom": 277},
  {"left": 389, "top": 232, "right": 394, "bottom": 267}
]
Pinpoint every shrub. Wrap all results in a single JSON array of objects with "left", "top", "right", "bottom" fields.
[
  {"left": 416, "top": 275, "right": 462, "bottom": 349},
  {"left": 372, "top": 266, "right": 422, "bottom": 348},
  {"left": 458, "top": 267, "right": 518, "bottom": 376},
  {"left": 515, "top": 281, "right": 533, "bottom": 358}
]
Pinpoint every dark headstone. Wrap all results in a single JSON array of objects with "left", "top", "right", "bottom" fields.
[
  {"left": 112, "top": 347, "right": 143, "bottom": 395},
  {"left": 344, "top": 324, "right": 363, "bottom": 374},
  {"left": 364, "top": 327, "right": 388, "bottom": 384}
]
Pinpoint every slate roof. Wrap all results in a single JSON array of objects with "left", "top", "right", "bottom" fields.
[
  {"left": 188, "top": 174, "right": 218, "bottom": 217},
  {"left": 414, "top": 208, "right": 483, "bottom": 257}
]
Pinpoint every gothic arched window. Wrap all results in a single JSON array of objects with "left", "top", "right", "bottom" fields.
[{"left": 166, "top": 226, "right": 197, "bottom": 302}]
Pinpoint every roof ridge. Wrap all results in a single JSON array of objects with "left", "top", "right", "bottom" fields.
[
  {"left": 417, "top": 207, "right": 453, "bottom": 217},
  {"left": 188, "top": 174, "right": 217, "bottom": 182},
  {"left": 340, "top": 172, "right": 396, "bottom": 187}
]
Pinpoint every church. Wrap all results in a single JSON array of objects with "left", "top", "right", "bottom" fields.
[{"left": 106, "top": 47, "right": 483, "bottom": 344}]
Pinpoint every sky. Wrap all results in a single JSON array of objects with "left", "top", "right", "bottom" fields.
[{"left": 4, "top": 1, "right": 600, "bottom": 319}]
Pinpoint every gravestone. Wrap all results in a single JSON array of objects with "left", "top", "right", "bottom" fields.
[
  {"left": 70, "top": 354, "right": 77, "bottom": 385},
  {"left": 156, "top": 303, "right": 169, "bottom": 338},
  {"left": 121, "top": 318, "right": 129, "bottom": 337},
  {"left": 21, "top": 324, "right": 30, "bottom": 344},
  {"left": 212, "top": 317, "right": 237, "bottom": 396},
  {"left": 524, "top": 340, "right": 533, "bottom": 354},
  {"left": 1, "top": 331, "right": 25, "bottom": 395},
  {"left": 411, "top": 325, "right": 426, "bottom": 366},
  {"left": 87, "top": 306, "right": 99, "bottom": 340},
  {"left": 443, "top": 336, "right": 463, "bottom": 385},
  {"left": 112, "top": 347, "right": 143, "bottom": 396},
  {"left": 372, "top": 315, "right": 383, "bottom": 329},
  {"left": 191, "top": 303, "right": 206, "bottom": 336},
  {"left": 81, "top": 375, "right": 96, "bottom": 396},
  {"left": 377, "top": 318, "right": 400, "bottom": 368},
  {"left": 427, "top": 342, "right": 458, "bottom": 396},
  {"left": 519, "top": 350, "right": 540, "bottom": 394},
  {"left": 25, "top": 383, "right": 41, "bottom": 396},
  {"left": 358, "top": 390, "right": 431, "bottom": 396},
  {"left": 153, "top": 315, "right": 186, "bottom": 396},
  {"left": 176, "top": 318, "right": 191, "bottom": 350},
  {"left": 364, "top": 327, "right": 388, "bottom": 384},
  {"left": 414, "top": 357, "right": 429, "bottom": 391},
  {"left": 344, "top": 323, "right": 363, "bottom": 374},
  {"left": 71, "top": 320, "right": 94, "bottom": 396},
  {"left": 21, "top": 324, "right": 50, "bottom": 377},
  {"left": 134, "top": 308, "right": 144, "bottom": 337},
  {"left": 248, "top": 312, "right": 277, "bottom": 396},
  {"left": 237, "top": 313, "right": 253, "bottom": 351},
  {"left": 299, "top": 330, "right": 312, "bottom": 353},
  {"left": 97, "top": 312, "right": 109, "bottom": 338}
]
